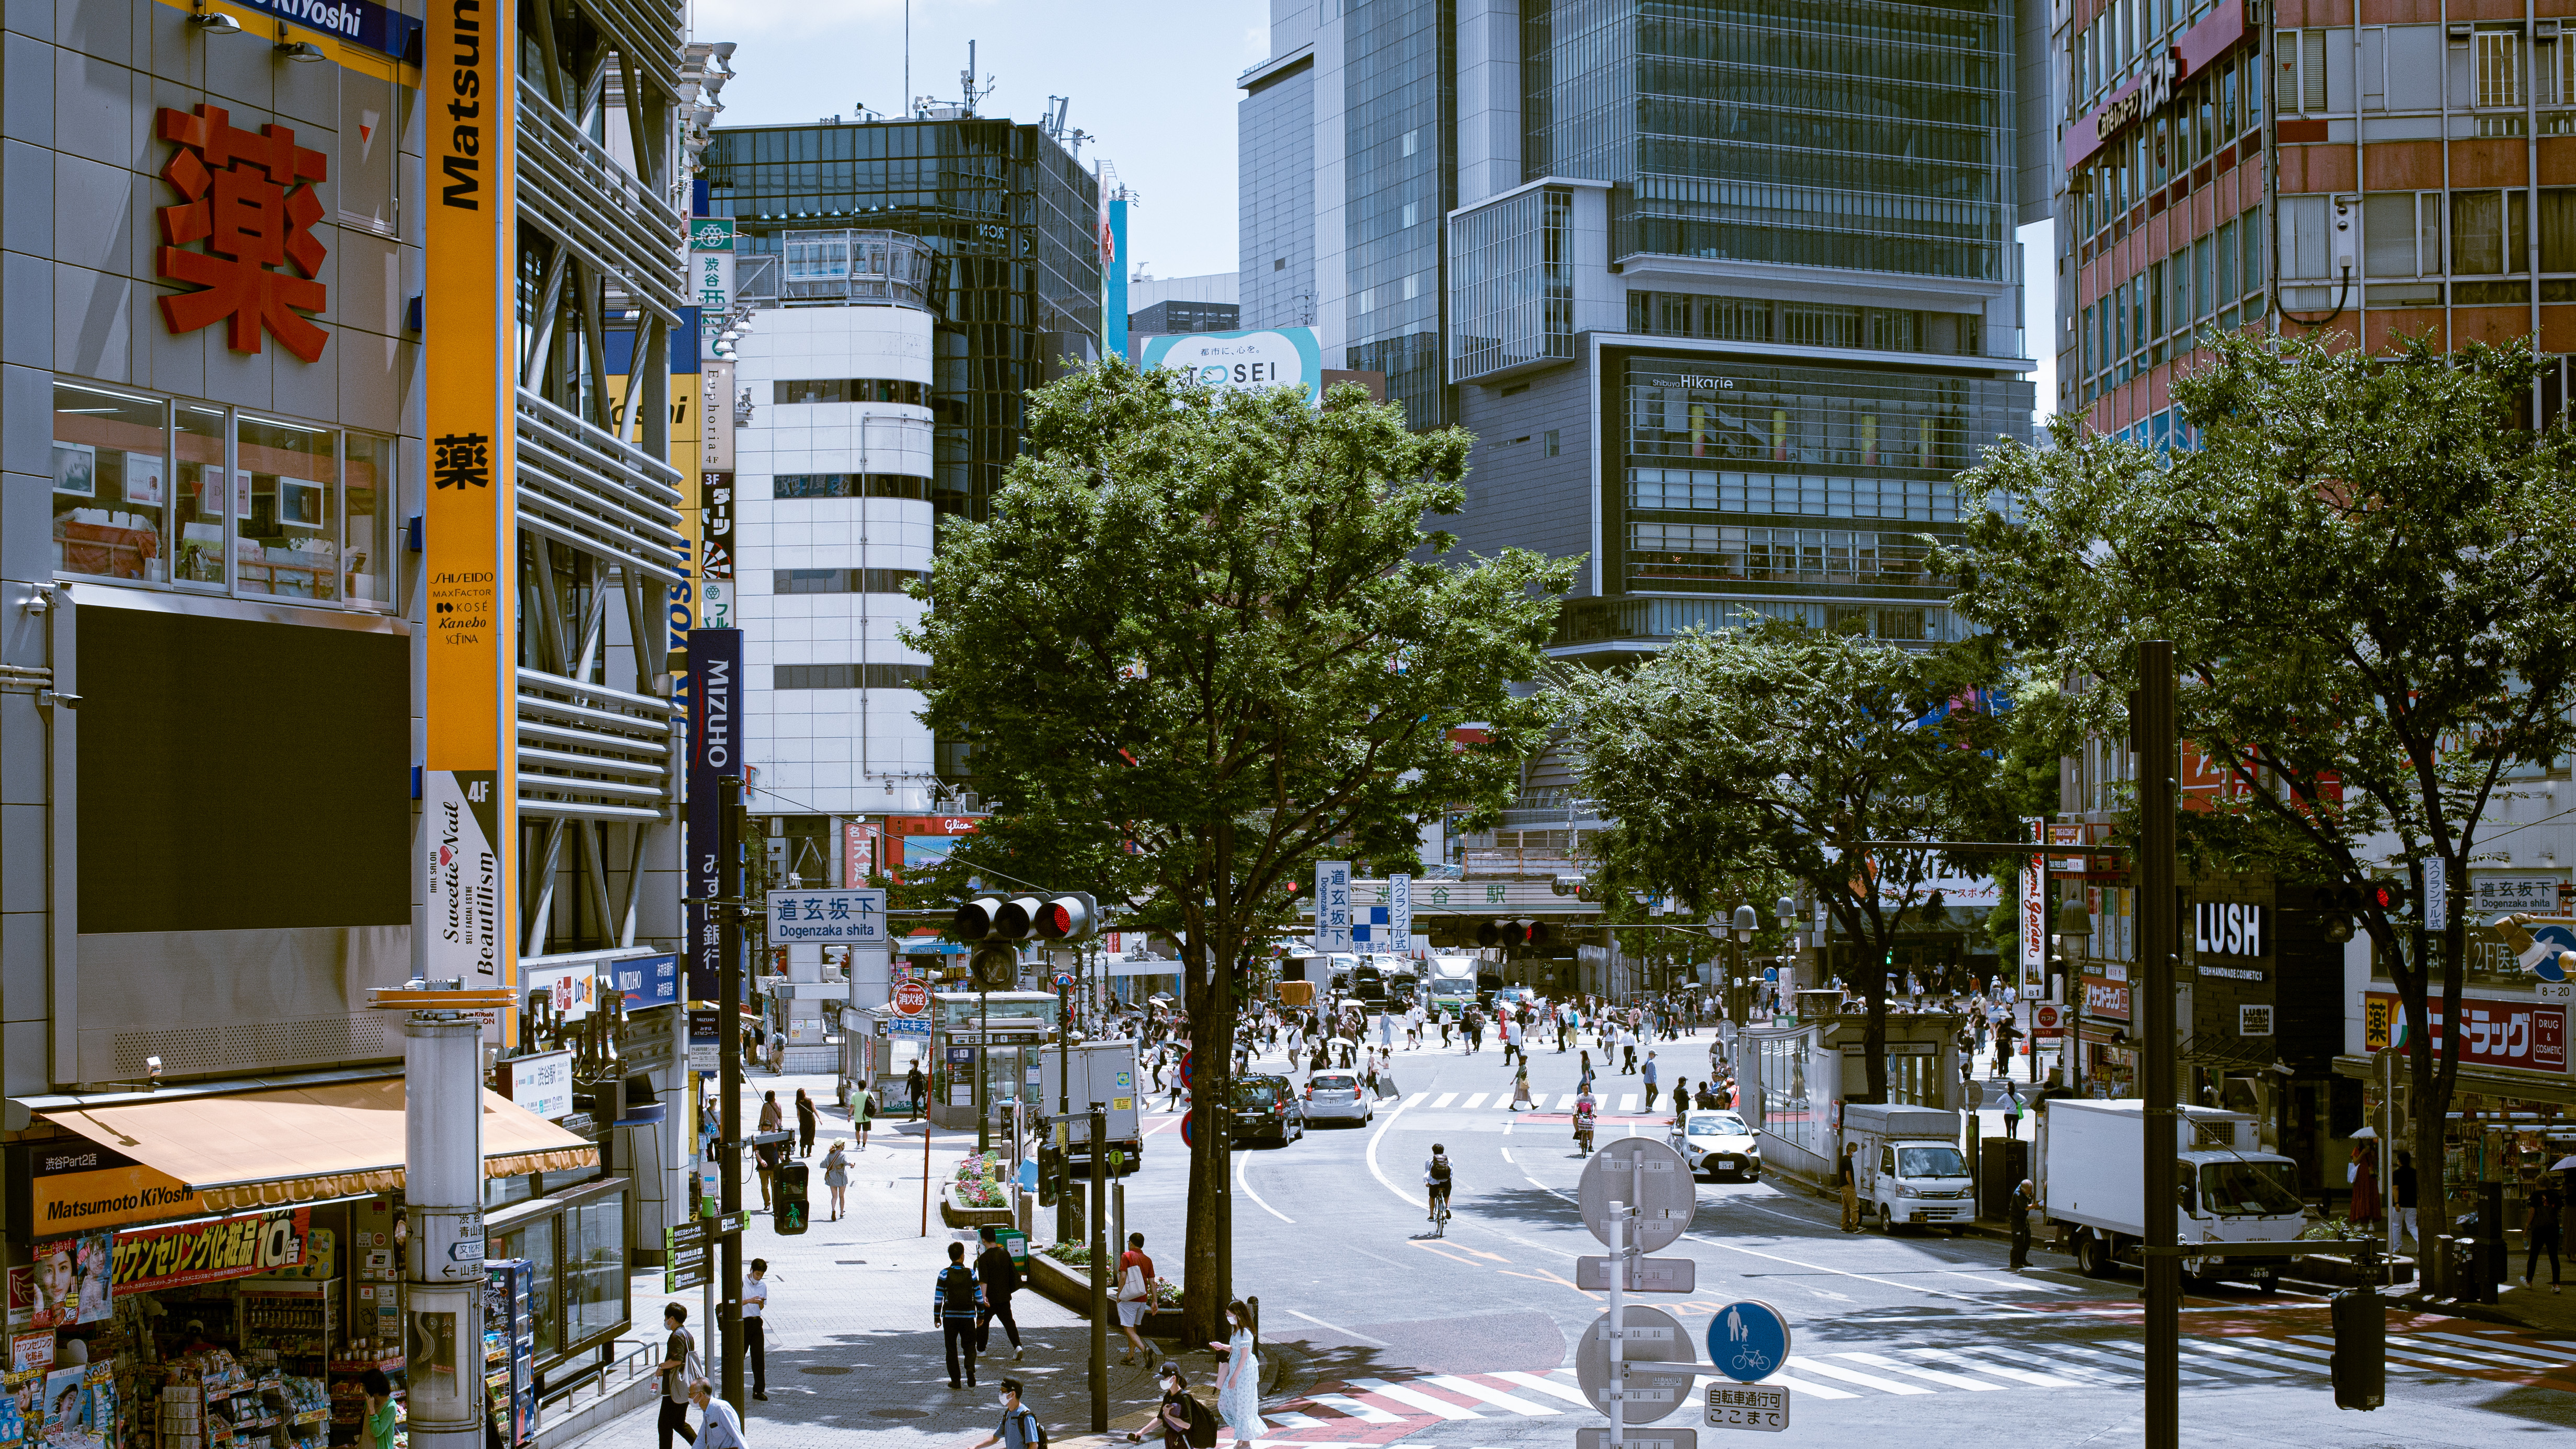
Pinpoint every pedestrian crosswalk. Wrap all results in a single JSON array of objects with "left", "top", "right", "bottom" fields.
[{"left": 1234, "top": 1327, "right": 2576, "bottom": 1439}]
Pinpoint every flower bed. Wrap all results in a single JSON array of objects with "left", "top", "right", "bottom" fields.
[{"left": 1026, "top": 1244, "right": 1184, "bottom": 1336}]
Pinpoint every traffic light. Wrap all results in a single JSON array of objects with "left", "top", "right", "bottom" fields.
[
  {"left": 1036, "top": 1144, "right": 1064, "bottom": 1208},
  {"left": 1476, "top": 919, "right": 1550, "bottom": 948},
  {"left": 773, "top": 1159, "right": 809, "bottom": 1235},
  {"left": 957, "top": 892, "right": 1099, "bottom": 941},
  {"left": 2329, "top": 1287, "right": 2383, "bottom": 1409},
  {"left": 1476, "top": 920, "right": 1501, "bottom": 948},
  {"left": 2321, "top": 883, "right": 2365, "bottom": 945},
  {"left": 969, "top": 942, "right": 1019, "bottom": 991}
]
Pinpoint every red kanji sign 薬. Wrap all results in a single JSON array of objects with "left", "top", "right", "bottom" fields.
[{"left": 154, "top": 105, "right": 330, "bottom": 363}]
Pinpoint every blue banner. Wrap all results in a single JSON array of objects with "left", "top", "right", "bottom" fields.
[
  {"left": 226, "top": 0, "right": 424, "bottom": 63},
  {"left": 686, "top": 629, "right": 743, "bottom": 1000}
]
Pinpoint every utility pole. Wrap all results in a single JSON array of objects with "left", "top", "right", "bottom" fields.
[
  {"left": 718, "top": 774, "right": 747, "bottom": 1417},
  {"left": 2136, "top": 641, "right": 2181, "bottom": 1449},
  {"left": 1089, "top": 1102, "right": 1109, "bottom": 1433}
]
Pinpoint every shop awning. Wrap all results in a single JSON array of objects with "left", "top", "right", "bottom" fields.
[{"left": 40, "top": 1076, "right": 597, "bottom": 1214}]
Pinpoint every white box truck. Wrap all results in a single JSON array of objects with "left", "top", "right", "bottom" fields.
[
  {"left": 2038, "top": 1098, "right": 2310, "bottom": 1291},
  {"left": 1843, "top": 1103, "right": 1975, "bottom": 1233},
  {"left": 1039, "top": 1039, "right": 1145, "bottom": 1176}
]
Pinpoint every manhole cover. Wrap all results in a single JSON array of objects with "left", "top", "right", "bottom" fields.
[
  {"left": 800, "top": 1366, "right": 853, "bottom": 1376},
  {"left": 869, "top": 1408, "right": 927, "bottom": 1418}
]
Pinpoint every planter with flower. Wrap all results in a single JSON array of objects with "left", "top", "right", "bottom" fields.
[{"left": 938, "top": 1153, "right": 1018, "bottom": 1228}]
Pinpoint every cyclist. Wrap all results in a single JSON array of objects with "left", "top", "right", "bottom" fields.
[
  {"left": 1424, "top": 1143, "right": 1454, "bottom": 1223},
  {"left": 1573, "top": 1090, "right": 1596, "bottom": 1153}
]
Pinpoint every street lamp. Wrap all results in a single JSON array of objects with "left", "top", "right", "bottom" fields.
[{"left": 2052, "top": 898, "right": 2092, "bottom": 1092}]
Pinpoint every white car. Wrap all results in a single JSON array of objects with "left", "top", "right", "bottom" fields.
[
  {"left": 1303, "top": 1071, "right": 1375, "bottom": 1125},
  {"left": 1672, "top": 1109, "right": 1761, "bottom": 1181}
]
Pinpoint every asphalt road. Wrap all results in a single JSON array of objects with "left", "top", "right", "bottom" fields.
[{"left": 1101, "top": 1022, "right": 2576, "bottom": 1449}]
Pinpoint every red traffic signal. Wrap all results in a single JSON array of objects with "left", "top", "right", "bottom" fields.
[
  {"left": 1476, "top": 919, "right": 1550, "bottom": 948},
  {"left": 957, "top": 892, "right": 1097, "bottom": 941}
]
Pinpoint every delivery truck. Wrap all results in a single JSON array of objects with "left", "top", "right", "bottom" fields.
[
  {"left": 2037, "top": 1098, "right": 2309, "bottom": 1291},
  {"left": 1842, "top": 1102, "right": 1975, "bottom": 1233},
  {"left": 1038, "top": 1039, "right": 1144, "bottom": 1176}
]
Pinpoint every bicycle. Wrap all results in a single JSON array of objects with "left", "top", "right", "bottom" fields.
[
  {"left": 1730, "top": 1347, "right": 1773, "bottom": 1374},
  {"left": 1432, "top": 1196, "right": 1452, "bottom": 1237}
]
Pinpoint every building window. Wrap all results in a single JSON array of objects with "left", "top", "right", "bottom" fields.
[
  {"left": 1543, "top": 430, "right": 1559, "bottom": 457},
  {"left": 1449, "top": 186, "right": 1574, "bottom": 382},
  {"left": 237, "top": 416, "right": 339, "bottom": 601},
  {"left": 51, "top": 382, "right": 168, "bottom": 583},
  {"left": 774, "top": 663, "right": 931, "bottom": 689},
  {"left": 772, "top": 568, "right": 925, "bottom": 594},
  {"left": 770, "top": 378, "right": 930, "bottom": 406},
  {"left": 2452, "top": 190, "right": 2529, "bottom": 275},
  {"left": 561, "top": 1191, "right": 627, "bottom": 1352},
  {"left": 2476, "top": 30, "right": 2526, "bottom": 110},
  {"left": 771, "top": 473, "right": 931, "bottom": 500}
]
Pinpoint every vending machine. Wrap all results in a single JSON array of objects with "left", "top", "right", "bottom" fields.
[{"left": 481, "top": 1260, "right": 537, "bottom": 1446}]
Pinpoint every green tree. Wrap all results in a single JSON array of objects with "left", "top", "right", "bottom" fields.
[
  {"left": 905, "top": 359, "right": 1574, "bottom": 1337},
  {"left": 1946, "top": 332, "right": 2576, "bottom": 1285},
  {"left": 1555, "top": 623, "right": 2011, "bottom": 1101}
]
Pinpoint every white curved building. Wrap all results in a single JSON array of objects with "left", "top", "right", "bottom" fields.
[{"left": 732, "top": 234, "right": 944, "bottom": 821}]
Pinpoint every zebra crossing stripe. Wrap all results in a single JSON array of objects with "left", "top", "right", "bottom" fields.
[
  {"left": 1262, "top": 1412, "right": 1328, "bottom": 1429},
  {"left": 2099, "top": 1339, "right": 2283, "bottom": 1378},
  {"left": 2178, "top": 1338, "right": 2333, "bottom": 1376},
  {"left": 1431, "top": 1093, "right": 1459, "bottom": 1108},
  {"left": 1784, "top": 1357, "right": 1928, "bottom": 1395},
  {"left": 1900, "top": 1348, "right": 2081, "bottom": 1388},
  {"left": 2283, "top": 1334, "right": 2487, "bottom": 1373},
  {"left": 1305, "top": 1393, "right": 1403, "bottom": 1423},
  {"left": 1420, "top": 1375, "right": 1560, "bottom": 1415},
  {"left": 1833, "top": 1351, "right": 2004, "bottom": 1392},
  {"left": 1349, "top": 1378, "right": 1484, "bottom": 1420},
  {"left": 1557, "top": 1094, "right": 1581, "bottom": 1108},
  {"left": 2054, "top": 1342, "right": 2210, "bottom": 1383},
  {"left": 1619, "top": 1095, "right": 1640, "bottom": 1111},
  {"left": 1459, "top": 1094, "right": 1488, "bottom": 1110},
  {"left": 1488, "top": 1372, "right": 1594, "bottom": 1408},
  {"left": 1952, "top": 1347, "right": 2126, "bottom": 1386},
  {"left": 1763, "top": 1372, "right": 1858, "bottom": 1401},
  {"left": 2408, "top": 1332, "right": 2576, "bottom": 1368}
]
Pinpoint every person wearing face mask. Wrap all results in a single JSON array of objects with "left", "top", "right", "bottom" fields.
[
  {"left": 1123, "top": 1365, "right": 1197, "bottom": 1448},
  {"left": 967, "top": 1378, "right": 1041, "bottom": 1449},
  {"left": 1209, "top": 1298, "right": 1263, "bottom": 1444}
]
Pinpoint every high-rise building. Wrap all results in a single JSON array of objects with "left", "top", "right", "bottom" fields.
[
  {"left": 2053, "top": 4, "right": 2576, "bottom": 438},
  {"left": 1239, "top": 0, "right": 2039, "bottom": 665},
  {"left": 701, "top": 114, "right": 1105, "bottom": 520}
]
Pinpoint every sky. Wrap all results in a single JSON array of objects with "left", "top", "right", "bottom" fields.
[{"left": 694, "top": 0, "right": 1267, "bottom": 283}]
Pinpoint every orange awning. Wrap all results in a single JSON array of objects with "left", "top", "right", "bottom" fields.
[{"left": 42, "top": 1077, "right": 597, "bottom": 1214}]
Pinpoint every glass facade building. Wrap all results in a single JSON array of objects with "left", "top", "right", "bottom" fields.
[
  {"left": 1451, "top": 185, "right": 1577, "bottom": 378},
  {"left": 702, "top": 118, "right": 1102, "bottom": 516},
  {"left": 1344, "top": 0, "right": 1462, "bottom": 427}
]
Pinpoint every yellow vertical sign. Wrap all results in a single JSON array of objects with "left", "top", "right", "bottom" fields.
[{"left": 422, "top": 0, "right": 515, "bottom": 1000}]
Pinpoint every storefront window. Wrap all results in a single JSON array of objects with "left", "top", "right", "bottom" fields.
[
  {"left": 175, "top": 404, "right": 231, "bottom": 587},
  {"left": 344, "top": 431, "right": 395, "bottom": 607},
  {"left": 239, "top": 415, "right": 339, "bottom": 600},
  {"left": 53, "top": 383, "right": 171, "bottom": 582},
  {"left": 562, "top": 1193, "right": 627, "bottom": 1349},
  {"left": 493, "top": 1221, "right": 560, "bottom": 1361}
]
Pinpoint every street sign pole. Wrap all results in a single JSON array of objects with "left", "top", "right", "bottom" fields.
[
  {"left": 1607, "top": 1198, "right": 1625, "bottom": 1449},
  {"left": 718, "top": 774, "right": 745, "bottom": 1416},
  {"left": 2136, "top": 640, "right": 2180, "bottom": 1449},
  {"left": 1089, "top": 1102, "right": 1109, "bottom": 1434}
]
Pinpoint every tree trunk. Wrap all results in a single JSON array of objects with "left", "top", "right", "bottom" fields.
[
  {"left": 1180, "top": 888, "right": 1240, "bottom": 1347},
  {"left": 1859, "top": 940, "right": 1890, "bottom": 1105}
]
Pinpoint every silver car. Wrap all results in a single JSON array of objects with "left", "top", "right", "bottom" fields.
[
  {"left": 1672, "top": 1109, "right": 1761, "bottom": 1181},
  {"left": 1303, "top": 1071, "right": 1375, "bottom": 1125}
]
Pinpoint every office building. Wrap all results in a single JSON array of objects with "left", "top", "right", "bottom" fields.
[
  {"left": 701, "top": 113, "right": 1105, "bottom": 519},
  {"left": 1130, "top": 299, "right": 1244, "bottom": 336},
  {"left": 1238, "top": 0, "right": 2039, "bottom": 666},
  {"left": 1, "top": 0, "right": 697, "bottom": 1405},
  {"left": 2056, "top": 3, "right": 2576, "bottom": 439}
]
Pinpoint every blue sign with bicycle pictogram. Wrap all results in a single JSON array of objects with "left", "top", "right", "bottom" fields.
[{"left": 1707, "top": 1300, "right": 1790, "bottom": 1384}]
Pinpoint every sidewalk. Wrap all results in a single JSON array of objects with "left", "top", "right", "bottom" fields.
[{"left": 558, "top": 1068, "right": 1214, "bottom": 1449}]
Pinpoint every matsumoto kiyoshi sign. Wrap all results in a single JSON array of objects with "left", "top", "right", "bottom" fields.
[
  {"left": 220, "top": 0, "right": 425, "bottom": 62},
  {"left": 1139, "top": 328, "right": 1324, "bottom": 404}
]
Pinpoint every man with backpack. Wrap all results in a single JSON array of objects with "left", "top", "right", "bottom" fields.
[
  {"left": 1122, "top": 1364, "right": 1218, "bottom": 1449},
  {"left": 968, "top": 1378, "right": 1045, "bottom": 1449},
  {"left": 934, "top": 1240, "right": 987, "bottom": 1389},
  {"left": 1424, "top": 1143, "right": 1454, "bottom": 1222},
  {"left": 975, "top": 1226, "right": 1026, "bottom": 1360}
]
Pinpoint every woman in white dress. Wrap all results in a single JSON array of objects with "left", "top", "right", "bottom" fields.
[{"left": 1211, "top": 1297, "right": 1263, "bottom": 1443}]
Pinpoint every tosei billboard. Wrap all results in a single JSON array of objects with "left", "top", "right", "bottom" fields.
[{"left": 1138, "top": 328, "right": 1324, "bottom": 404}]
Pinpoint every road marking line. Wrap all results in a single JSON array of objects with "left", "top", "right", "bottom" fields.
[
  {"left": 1833, "top": 1351, "right": 2005, "bottom": 1391},
  {"left": 1280, "top": 1308, "right": 1390, "bottom": 1347},
  {"left": 2282, "top": 1334, "right": 2489, "bottom": 1373},
  {"left": 1678, "top": 1233, "right": 2039, "bottom": 1315},
  {"left": 2177, "top": 1338, "right": 2328, "bottom": 1376},
  {"left": 1260, "top": 1412, "right": 1329, "bottom": 1429},
  {"left": 1900, "top": 1348, "right": 2079, "bottom": 1388},
  {"left": 2406, "top": 1332, "right": 2576, "bottom": 1367},
  {"left": 1619, "top": 1095, "right": 1640, "bottom": 1111},
  {"left": 1557, "top": 1094, "right": 1580, "bottom": 1108},
  {"left": 1785, "top": 1357, "right": 1928, "bottom": 1395},
  {"left": 1349, "top": 1378, "right": 1484, "bottom": 1419},
  {"left": 2098, "top": 1339, "right": 2282, "bottom": 1378},
  {"left": 1947, "top": 1346, "right": 2125, "bottom": 1385},
  {"left": 1305, "top": 1394, "right": 1404, "bottom": 1423},
  {"left": 1764, "top": 1373, "right": 1858, "bottom": 1400},
  {"left": 1489, "top": 1372, "right": 1594, "bottom": 1407},
  {"left": 1942, "top": 1271, "right": 2079, "bottom": 1295},
  {"left": 1431, "top": 1093, "right": 1459, "bottom": 1108},
  {"left": 1460, "top": 1094, "right": 1488, "bottom": 1110},
  {"left": 1364, "top": 1092, "right": 1423, "bottom": 1209},
  {"left": 1236, "top": 1146, "right": 1294, "bottom": 1224},
  {"left": 1421, "top": 1376, "right": 1559, "bottom": 1416},
  {"left": 1499, "top": 1147, "right": 1513, "bottom": 1163}
]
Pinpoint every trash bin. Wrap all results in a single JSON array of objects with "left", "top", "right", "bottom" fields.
[{"left": 1980, "top": 1137, "right": 2029, "bottom": 1220}]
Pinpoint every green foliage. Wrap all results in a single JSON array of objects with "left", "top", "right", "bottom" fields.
[
  {"left": 1553, "top": 620, "right": 2012, "bottom": 1098},
  {"left": 903, "top": 358, "right": 1574, "bottom": 1332}
]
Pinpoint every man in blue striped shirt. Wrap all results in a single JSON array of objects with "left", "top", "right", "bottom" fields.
[{"left": 935, "top": 1240, "right": 987, "bottom": 1389}]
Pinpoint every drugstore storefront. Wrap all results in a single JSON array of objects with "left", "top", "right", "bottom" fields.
[{"left": 5, "top": 1074, "right": 597, "bottom": 1449}]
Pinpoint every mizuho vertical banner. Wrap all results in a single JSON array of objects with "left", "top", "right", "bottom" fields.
[
  {"left": 687, "top": 629, "right": 743, "bottom": 1001},
  {"left": 423, "top": 0, "right": 515, "bottom": 1000}
]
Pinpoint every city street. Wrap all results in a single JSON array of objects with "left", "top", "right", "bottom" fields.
[{"left": 610, "top": 1029, "right": 2576, "bottom": 1449}]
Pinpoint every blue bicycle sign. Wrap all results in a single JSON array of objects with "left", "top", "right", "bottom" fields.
[{"left": 1706, "top": 1300, "right": 1791, "bottom": 1385}]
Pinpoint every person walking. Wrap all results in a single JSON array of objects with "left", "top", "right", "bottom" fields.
[
  {"left": 1642, "top": 1052, "right": 1660, "bottom": 1112},
  {"left": 1621, "top": 1027, "right": 1639, "bottom": 1075},
  {"left": 1440, "top": 1009, "right": 1455, "bottom": 1048},
  {"left": 2392, "top": 1150, "right": 2420, "bottom": 1250},
  {"left": 2002, "top": 1083, "right": 2025, "bottom": 1141},
  {"left": 906, "top": 1062, "right": 928, "bottom": 1121},
  {"left": 1121, "top": 1364, "right": 1199, "bottom": 1449},
  {"left": 1212, "top": 1298, "right": 1264, "bottom": 1444},
  {"left": 967, "top": 1378, "right": 1042, "bottom": 1449},
  {"left": 656, "top": 1305, "right": 699, "bottom": 1449},
  {"left": 821, "top": 1141, "right": 851, "bottom": 1220},
  {"left": 1510, "top": 1065, "right": 1533, "bottom": 1111},
  {"left": 935, "top": 1240, "right": 986, "bottom": 1389},
  {"left": 1838, "top": 1143, "right": 1861, "bottom": 1233},
  {"left": 794, "top": 1089, "right": 818, "bottom": 1158},
  {"left": 1114, "top": 1233, "right": 1160, "bottom": 1366},
  {"left": 854, "top": 1083, "right": 877, "bottom": 1149},
  {"left": 686, "top": 1381, "right": 748, "bottom": 1449},
  {"left": 976, "top": 1225, "right": 1027, "bottom": 1358},
  {"left": 2009, "top": 1178, "right": 2037, "bottom": 1270},
  {"left": 741, "top": 1259, "right": 771, "bottom": 1399},
  {"left": 2523, "top": 1178, "right": 2565, "bottom": 1293}
]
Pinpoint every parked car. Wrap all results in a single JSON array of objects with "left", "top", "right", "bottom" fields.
[
  {"left": 1302, "top": 1071, "right": 1375, "bottom": 1126},
  {"left": 1231, "top": 1074, "right": 1306, "bottom": 1146},
  {"left": 1671, "top": 1109, "right": 1761, "bottom": 1181}
]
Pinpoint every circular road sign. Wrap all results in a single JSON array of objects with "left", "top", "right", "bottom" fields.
[
  {"left": 1762, "top": 966, "right": 1779, "bottom": 984},
  {"left": 1053, "top": 972, "right": 1075, "bottom": 987},
  {"left": 1574, "top": 1305, "right": 1697, "bottom": 1423},
  {"left": 1179, "top": 1052, "right": 1194, "bottom": 1088},
  {"left": 892, "top": 980, "right": 930, "bottom": 1016},
  {"left": 1179, "top": 1111, "right": 1195, "bottom": 1148},
  {"left": 1706, "top": 1300, "right": 1792, "bottom": 1384},
  {"left": 1578, "top": 1137, "right": 1696, "bottom": 1252}
]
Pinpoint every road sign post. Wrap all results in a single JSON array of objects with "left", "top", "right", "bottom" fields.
[
  {"left": 1701, "top": 1300, "right": 1790, "bottom": 1433},
  {"left": 1576, "top": 1138, "right": 1699, "bottom": 1446}
]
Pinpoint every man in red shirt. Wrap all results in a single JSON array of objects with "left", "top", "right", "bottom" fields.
[{"left": 1115, "top": 1232, "right": 1159, "bottom": 1365}]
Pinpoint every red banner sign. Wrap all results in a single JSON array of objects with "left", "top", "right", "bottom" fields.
[
  {"left": 112, "top": 1208, "right": 310, "bottom": 1293},
  {"left": 2365, "top": 992, "right": 2567, "bottom": 1074}
]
